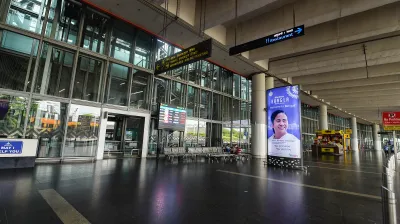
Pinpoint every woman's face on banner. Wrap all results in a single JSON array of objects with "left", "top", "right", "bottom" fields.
[{"left": 273, "top": 113, "right": 288, "bottom": 135}]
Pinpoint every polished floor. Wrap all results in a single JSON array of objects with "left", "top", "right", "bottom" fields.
[{"left": 0, "top": 151, "right": 399, "bottom": 224}]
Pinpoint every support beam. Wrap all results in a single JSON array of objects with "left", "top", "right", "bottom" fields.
[
  {"left": 351, "top": 117, "right": 358, "bottom": 151},
  {"left": 372, "top": 124, "right": 382, "bottom": 151},
  {"left": 319, "top": 105, "right": 328, "bottom": 130},
  {"left": 251, "top": 73, "right": 266, "bottom": 158}
]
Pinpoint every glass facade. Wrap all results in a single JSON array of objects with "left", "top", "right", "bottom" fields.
[
  {"left": 0, "top": 0, "right": 375, "bottom": 159},
  {"left": 0, "top": 0, "right": 251, "bottom": 158}
]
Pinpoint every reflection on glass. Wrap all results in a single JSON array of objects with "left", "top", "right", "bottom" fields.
[
  {"left": 26, "top": 100, "right": 67, "bottom": 158},
  {"left": 49, "top": 1, "right": 81, "bottom": 45},
  {"left": 134, "top": 30, "right": 152, "bottom": 69},
  {"left": 105, "top": 63, "right": 129, "bottom": 106},
  {"left": 221, "top": 69, "right": 232, "bottom": 95},
  {"left": 200, "top": 61, "right": 212, "bottom": 88},
  {"left": 130, "top": 70, "right": 149, "bottom": 109},
  {"left": 64, "top": 104, "right": 100, "bottom": 157},
  {"left": 233, "top": 74, "right": 240, "bottom": 97},
  {"left": 187, "top": 86, "right": 199, "bottom": 117},
  {"left": 240, "top": 77, "right": 248, "bottom": 100},
  {"left": 198, "top": 121, "right": 209, "bottom": 147},
  {"left": 188, "top": 62, "right": 199, "bottom": 84},
  {"left": 211, "top": 123, "right": 222, "bottom": 147},
  {"left": 222, "top": 126, "right": 231, "bottom": 145},
  {"left": 73, "top": 56, "right": 103, "bottom": 102},
  {"left": 232, "top": 99, "right": 240, "bottom": 126},
  {"left": 200, "top": 90, "right": 212, "bottom": 119},
  {"left": 212, "top": 66, "right": 220, "bottom": 91},
  {"left": 7, "top": 0, "right": 46, "bottom": 33},
  {"left": 222, "top": 96, "right": 231, "bottom": 121},
  {"left": 81, "top": 10, "right": 108, "bottom": 54},
  {"left": 212, "top": 94, "right": 221, "bottom": 121},
  {"left": 156, "top": 39, "right": 171, "bottom": 61},
  {"left": 0, "top": 95, "right": 27, "bottom": 138},
  {"left": 170, "top": 81, "right": 185, "bottom": 107},
  {"left": 110, "top": 20, "right": 133, "bottom": 63},
  {"left": 153, "top": 78, "right": 168, "bottom": 105},
  {"left": 34, "top": 43, "right": 74, "bottom": 98},
  {"left": 0, "top": 30, "right": 38, "bottom": 92}
]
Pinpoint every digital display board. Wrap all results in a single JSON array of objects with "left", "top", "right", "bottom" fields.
[
  {"left": 229, "top": 25, "right": 304, "bottom": 55},
  {"left": 267, "top": 85, "right": 302, "bottom": 168},
  {"left": 155, "top": 39, "right": 212, "bottom": 75},
  {"left": 158, "top": 104, "right": 187, "bottom": 131}
]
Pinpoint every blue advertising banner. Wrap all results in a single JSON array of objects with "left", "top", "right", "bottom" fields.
[
  {"left": 0, "top": 141, "right": 23, "bottom": 154},
  {"left": 266, "top": 85, "right": 302, "bottom": 168}
]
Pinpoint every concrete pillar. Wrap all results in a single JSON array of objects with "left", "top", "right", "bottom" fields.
[
  {"left": 283, "top": 77, "right": 292, "bottom": 84},
  {"left": 265, "top": 76, "right": 274, "bottom": 90},
  {"left": 372, "top": 124, "right": 381, "bottom": 151},
  {"left": 251, "top": 73, "right": 266, "bottom": 158},
  {"left": 351, "top": 117, "right": 359, "bottom": 151},
  {"left": 319, "top": 105, "right": 328, "bottom": 130}
]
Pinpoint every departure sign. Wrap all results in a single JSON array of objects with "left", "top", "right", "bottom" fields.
[
  {"left": 155, "top": 39, "right": 212, "bottom": 75},
  {"left": 158, "top": 104, "right": 187, "bottom": 131},
  {"left": 229, "top": 25, "right": 304, "bottom": 55}
]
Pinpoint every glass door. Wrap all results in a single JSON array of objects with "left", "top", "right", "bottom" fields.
[{"left": 123, "top": 116, "right": 144, "bottom": 156}]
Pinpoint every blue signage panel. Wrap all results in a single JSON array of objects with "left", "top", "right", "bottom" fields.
[
  {"left": 266, "top": 85, "right": 302, "bottom": 168},
  {"left": 229, "top": 25, "right": 304, "bottom": 55},
  {"left": 0, "top": 141, "right": 23, "bottom": 154}
]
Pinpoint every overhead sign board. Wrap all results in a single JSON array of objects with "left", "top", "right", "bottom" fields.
[
  {"left": 229, "top": 25, "right": 304, "bottom": 56},
  {"left": 345, "top": 129, "right": 352, "bottom": 134},
  {"left": 154, "top": 39, "right": 212, "bottom": 75},
  {"left": 382, "top": 112, "right": 400, "bottom": 130}
]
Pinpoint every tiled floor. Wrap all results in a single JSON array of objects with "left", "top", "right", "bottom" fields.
[{"left": 0, "top": 151, "right": 398, "bottom": 223}]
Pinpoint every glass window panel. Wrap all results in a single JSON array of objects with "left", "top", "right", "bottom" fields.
[
  {"left": 187, "top": 86, "right": 199, "bottom": 117},
  {"left": 153, "top": 77, "right": 168, "bottom": 105},
  {"left": 212, "top": 94, "right": 221, "bottom": 121},
  {"left": 48, "top": 1, "right": 81, "bottom": 45},
  {"left": 188, "top": 62, "right": 198, "bottom": 84},
  {"left": 221, "top": 96, "right": 231, "bottom": 122},
  {"left": 26, "top": 99, "right": 67, "bottom": 158},
  {"left": 130, "top": 70, "right": 150, "bottom": 109},
  {"left": 221, "top": 69, "right": 232, "bottom": 95},
  {"left": 200, "top": 90, "right": 212, "bottom": 119},
  {"left": 81, "top": 9, "right": 108, "bottom": 54},
  {"left": 232, "top": 99, "right": 240, "bottom": 128},
  {"left": 0, "top": 94, "right": 27, "bottom": 138},
  {"left": 0, "top": 30, "right": 38, "bottom": 92},
  {"left": 155, "top": 39, "right": 172, "bottom": 61},
  {"left": 211, "top": 123, "right": 222, "bottom": 147},
  {"left": 34, "top": 43, "right": 74, "bottom": 98},
  {"left": 170, "top": 66, "right": 185, "bottom": 80},
  {"left": 198, "top": 121, "right": 207, "bottom": 147},
  {"left": 241, "top": 77, "right": 248, "bottom": 100},
  {"left": 73, "top": 56, "right": 103, "bottom": 102},
  {"left": 248, "top": 80, "right": 252, "bottom": 101},
  {"left": 232, "top": 127, "right": 240, "bottom": 146},
  {"left": 222, "top": 126, "right": 231, "bottom": 146},
  {"left": 240, "top": 102, "right": 249, "bottom": 127},
  {"left": 105, "top": 63, "right": 129, "bottom": 106},
  {"left": 110, "top": 20, "right": 134, "bottom": 63},
  {"left": 200, "top": 61, "right": 212, "bottom": 88},
  {"left": 184, "top": 119, "right": 198, "bottom": 147},
  {"left": 233, "top": 74, "right": 240, "bottom": 97},
  {"left": 212, "top": 66, "right": 220, "bottom": 91},
  {"left": 7, "top": 0, "right": 46, "bottom": 33},
  {"left": 170, "top": 81, "right": 185, "bottom": 107},
  {"left": 134, "top": 30, "right": 152, "bottom": 69},
  {"left": 64, "top": 104, "right": 100, "bottom": 157}
]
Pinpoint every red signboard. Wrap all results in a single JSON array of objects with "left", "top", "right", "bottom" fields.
[{"left": 382, "top": 112, "right": 400, "bottom": 130}]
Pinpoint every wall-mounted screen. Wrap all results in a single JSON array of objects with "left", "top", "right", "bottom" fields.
[{"left": 158, "top": 104, "right": 187, "bottom": 131}]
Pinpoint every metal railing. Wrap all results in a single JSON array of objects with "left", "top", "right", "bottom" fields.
[{"left": 381, "top": 149, "right": 398, "bottom": 224}]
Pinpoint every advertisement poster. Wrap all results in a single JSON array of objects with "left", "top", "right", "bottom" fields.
[
  {"left": 267, "top": 85, "right": 302, "bottom": 168},
  {"left": 382, "top": 112, "right": 400, "bottom": 131}
]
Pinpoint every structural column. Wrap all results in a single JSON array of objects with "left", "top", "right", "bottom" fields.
[
  {"left": 319, "top": 105, "right": 328, "bottom": 130},
  {"left": 251, "top": 73, "right": 266, "bottom": 158},
  {"left": 372, "top": 124, "right": 381, "bottom": 151},
  {"left": 351, "top": 117, "right": 359, "bottom": 150}
]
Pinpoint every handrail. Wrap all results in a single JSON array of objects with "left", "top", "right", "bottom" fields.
[{"left": 382, "top": 149, "right": 398, "bottom": 224}]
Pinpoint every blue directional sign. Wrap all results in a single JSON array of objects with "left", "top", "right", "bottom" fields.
[
  {"left": 0, "top": 141, "right": 23, "bottom": 154},
  {"left": 229, "top": 25, "right": 304, "bottom": 56}
]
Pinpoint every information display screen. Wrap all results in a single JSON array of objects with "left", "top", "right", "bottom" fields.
[
  {"left": 158, "top": 104, "right": 187, "bottom": 131},
  {"left": 267, "top": 85, "right": 302, "bottom": 168}
]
